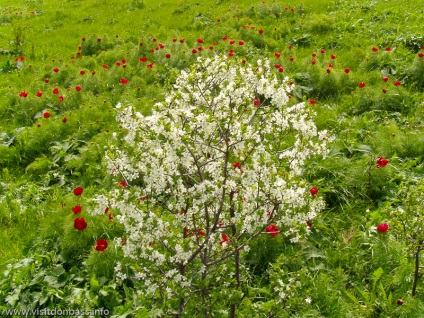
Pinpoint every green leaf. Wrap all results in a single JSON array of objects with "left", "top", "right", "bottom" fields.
[
  {"left": 342, "top": 289, "right": 359, "bottom": 304},
  {"left": 90, "top": 275, "right": 101, "bottom": 292}
]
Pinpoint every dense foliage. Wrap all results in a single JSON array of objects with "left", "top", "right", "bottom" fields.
[{"left": 0, "top": 0, "right": 423, "bottom": 316}]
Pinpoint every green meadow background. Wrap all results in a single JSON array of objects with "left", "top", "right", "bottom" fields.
[{"left": 1, "top": 0, "right": 424, "bottom": 316}]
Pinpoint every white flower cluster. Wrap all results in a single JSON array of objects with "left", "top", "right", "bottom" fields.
[{"left": 92, "top": 55, "right": 330, "bottom": 311}]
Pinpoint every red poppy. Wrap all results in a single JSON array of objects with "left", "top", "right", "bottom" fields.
[
  {"left": 62, "top": 117, "right": 67, "bottom": 123},
  {"left": 377, "top": 223, "right": 389, "bottom": 233},
  {"left": 222, "top": 36, "right": 228, "bottom": 41},
  {"left": 140, "top": 57, "right": 148, "bottom": 62},
  {"left": 394, "top": 81, "right": 401, "bottom": 86},
  {"left": 382, "top": 77, "right": 389, "bottom": 82},
  {"left": 220, "top": 233, "right": 229, "bottom": 245},
  {"left": 165, "top": 53, "right": 171, "bottom": 58},
  {"left": 97, "top": 37, "right": 101, "bottom": 42},
  {"left": 44, "top": 78, "right": 50, "bottom": 83},
  {"left": 419, "top": 53, "right": 424, "bottom": 58},
  {"left": 197, "top": 38, "right": 204, "bottom": 43},
  {"left": 104, "top": 206, "right": 109, "bottom": 214},
  {"left": 180, "top": 39, "right": 184, "bottom": 43},
  {"left": 53, "top": 67, "right": 59, "bottom": 72},
  {"left": 239, "top": 41, "right": 244, "bottom": 46},
  {"left": 74, "top": 218, "right": 87, "bottom": 231},
  {"left": 326, "top": 68, "right": 331, "bottom": 73},
  {"left": 309, "top": 99, "right": 316, "bottom": 105},
  {"left": 91, "top": 71, "right": 96, "bottom": 75},
  {"left": 331, "top": 54, "right": 336, "bottom": 59},
  {"left": 306, "top": 221, "right": 312, "bottom": 228},
  {"left": 94, "top": 239, "right": 108, "bottom": 251},
  {"left": 75, "top": 85, "right": 82, "bottom": 92},
  {"left": 73, "top": 187, "right": 83, "bottom": 196},
  {"left": 43, "top": 112, "right": 50, "bottom": 119},
  {"left": 310, "top": 187, "right": 318, "bottom": 195},
  {"left": 274, "top": 52, "right": 281, "bottom": 58},
  {"left": 120, "top": 78, "right": 128, "bottom": 84},
  {"left": 72, "top": 205, "right": 82, "bottom": 214},
  {"left": 233, "top": 162, "right": 241, "bottom": 169},
  {"left": 320, "top": 49, "right": 326, "bottom": 54},
  {"left": 376, "top": 156, "right": 389, "bottom": 168},
  {"left": 266, "top": 224, "right": 279, "bottom": 237},
  {"left": 382, "top": 88, "right": 387, "bottom": 94},
  {"left": 311, "top": 60, "right": 316, "bottom": 65},
  {"left": 312, "top": 53, "right": 317, "bottom": 57},
  {"left": 172, "top": 38, "right": 177, "bottom": 42},
  {"left": 103, "top": 64, "right": 108, "bottom": 70},
  {"left": 19, "top": 91, "right": 28, "bottom": 97},
  {"left": 385, "top": 47, "right": 392, "bottom": 51},
  {"left": 258, "top": 29, "right": 264, "bottom": 34},
  {"left": 115, "top": 61, "right": 121, "bottom": 66},
  {"left": 53, "top": 87, "right": 59, "bottom": 94},
  {"left": 359, "top": 82, "right": 366, "bottom": 88},
  {"left": 192, "top": 48, "right": 197, "bottom": 54},
  {"left": 80, "top": 70, "right": 85, "bottom": 75},
  {"left": 118, "top": 180, "right": 129, "bottom": 188},
  {"left": 209, "top": 45, "right": 214, "bottom": 50},
  {"left": 289, "top": 57, "right": 294, "bottom": 61},
  {"left": 58, "top": 96, "right": 64, "bottom": 102},
  {"left": 344, "top": 68, "right": 351, "bottom": 73},
  {"left": 253, "top": 99, "right": 260, "bottom": 106},
  {"left": 372, "top": 47, "right": 379, "bottom": 52}
]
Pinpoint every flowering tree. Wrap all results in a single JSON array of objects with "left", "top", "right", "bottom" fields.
[{"left": 92, "top": 55, "right": 330, "bottom": 316}]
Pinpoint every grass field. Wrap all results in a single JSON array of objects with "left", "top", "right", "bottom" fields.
[{"left": 1, "top": 0, "right": 424, "bottom": 316}]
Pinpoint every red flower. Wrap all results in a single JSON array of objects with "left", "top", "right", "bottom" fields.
[
  {"left": 372, "top": 47, "right": 379, "bottom": 52},
  {"left": 310, "top": 187, "right": 318, "bottom": 195},
  {"left": 140, "top": 57, "right": 148, "bottom": 62},
  {"left": 165, "top": 53, "right": 171, "bottom": 59},
  {"left": 74, "top": 218, "right": 87, "bottom": 231},
  {"left": 306, "top": 220, "right": 312, "bottom": 228},
  {"left": 75, "top": 85, "right": 82, "bottom": 92},
  {"left": 331, "top": 54, "right": 336, "bottom": 59},
  {"left": 320, "top": 49, "right": 326, "bottom": 54},
  {"left": 359, "top": 82, "right": 366, "bottom": 88},
  {"left": 290, "top": 57, "right": 294, "bottom": 62},
  {"left": 253, "top": 99, "right": 260, "bottom": 106},
  {"left": 376, "top": 156, "right": 389, "bottom": 168},
  {"left": 279, "top": 67, "right": 284, "bottom": 72},
  {"left": 97, "top": 37, "right": 101, "bottom": 42},
  {"left": 393, "top": 81, "right": 401, "bottom": 86},
  {"left": 233, "top": 162, "right": 241, "bottom": 169},
  {"left": 34, "top": 91, "right": 42, "bottom": 97},
  {"left": 172, "top": 38, "right": 177, "bottom": 42},
  {"left": 115, "top": 61, "right": 121, "bottom": 66},
  {"left": 147, "top": 62, "right": 154, "bottom": 69},
  {"left": 220, "top": 233, "right": 229, "bottom": 245},
  {"left": 120, "top": 78, "right": 128, "bottom": 85},
  {"left": 222, "top": 36, "right": 228, "bottom": 41},
  {"left": 382, "top": 77, "right": 389, "bottom": 82},
  {"left": 72, "top": 205, "right": 82, "bottom": 214},
  {"left": 53, "top": 67, "right": 59, "bottom": 72},
  {"left": 309, "top": 99, "right": 316, "bottom": 105},
  {"left": 82, "top": 37, "right": 86, "bottom": 41},
  {"left": 53, "top": 87, "right": 59, "bottom": 94},
  {"left": 326, "top": 68, "right": 331, "bottom": 73},
  {"left": 80, "top": 70, "right": 85, "bottom": 75},
  {"left": 180, "top": 39, "right": 184, "bottom": 43},
  {"left": 385, "top": 47, "right": 392, "bottom": 51},
  {"left": 104, "top": 206, "right": 109, "bottom": 214},
  {"left": 19, "top": 91, "right": 28, "bottom": 97},
  {"left": 266, "top": 224, "right": 279, "bottom": 237},
  {"left": 239, "top": 40, "right": 244, "bottom": 46},
  {"left": 198, "top": 230, "right": 205, "bottom": 236},
  {"left": 229, "top": 40, "right": 235, "bottom": 45},
  {"left": 344, "top": 68, "right": 351, "bottom": 73},
  {"left": 311, "top": 60, "right": 316, "bottom": 65},
  {"left": 43, "top": 112, "right": 50, "bottom": 119},
  {"left": 58, "top": 96, "right": 64, "bottom": 102},
  {"left": 312, "top": 53, "right": 317, "bottom": 57},
  {"left": 73, "top": 187, "right": 83, "bottom": 196},
  {"left": 382, "top": 88, "right": 387, "bottom": 93},
  {"left": 44, "top": 78, "right": 50, "bottom": 83},
  {"left": 103, "top": 64, "right": 108, "bottom": 70},
  {"left": 192, "top": 48, "right": 197, "bottom": 54},
  {"left": 419, "top": 53, "right": 424, "bottom": 58},
  {"left": 209, "top": 45, "right": 214, "bottom": 50},
  {"left": 119, "top": 180, "right": 129, "bottom": 188},
  {"left": 197, "top": 38, "right": 204, "bottom": 43},
  {"left": 288, "top": 45, "right": 293, "bottom": 49},
  {"left": 377, "top": 223, "right": 389, "bottom": 233},
  {"left": 91, "top": 71, "right": 96, "bottom": 75},
  {"left": 274, "top": 52, "right": 281, "bottom": 58},
  {"left": 62, "top": 117, "right": 67, "bottom": 123},
  {"left": 94, "top": 239, "right": 108, "bottom": 251},
  {"left": 258, "top": 29, "right": 264, "bottom": 34}
]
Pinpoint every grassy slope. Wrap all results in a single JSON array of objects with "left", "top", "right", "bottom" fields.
[{"left": 1, "top": 0, "right": 424, "bottom": 314}]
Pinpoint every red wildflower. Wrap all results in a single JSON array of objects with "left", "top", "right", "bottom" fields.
[
  {"left": 359, "top": 82, "right": 366, "bottom": 88},
  {"left": 73, "top": 187, "right": 83, "bottom": 196},
  {"left": 376, "top": 156, "right": 389, "bottom": 168},
  {"left": 377, "top": 223, "right": 389, "bottom": 233},
  {"left": 266, "top": 224, "right": 279, "bottom": 237},
  {"left": 94, "top": 239, "right": 108, "bottom": 251},
  {"left": 72, "top": 205, "right": 82, "bottom": 214},
  {"left": 43, "top": 112, "right": 50, "bottom": 119},
  {"left": 74, "top": 218, "right": 87, "bottom": 231},
  {"left": 75, "top": 85, "right": 82, "bottom": 92},
  {"left": 120, "top": 78, "right": 128, "bottom": 84},
  {"left": 310, "top": 187, "right": 318, "bottom": 195},
  {"left": 53, "top": 87, "right": 59, "bottom": 94}
]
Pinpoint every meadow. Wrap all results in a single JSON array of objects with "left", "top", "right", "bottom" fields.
[{"left": 0, "top": 0, "right": 424, "bottom": 316}]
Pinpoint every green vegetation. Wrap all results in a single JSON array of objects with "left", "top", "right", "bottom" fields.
[{"left": 0, "top": 0, "right": 423, "bottom": 316}]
